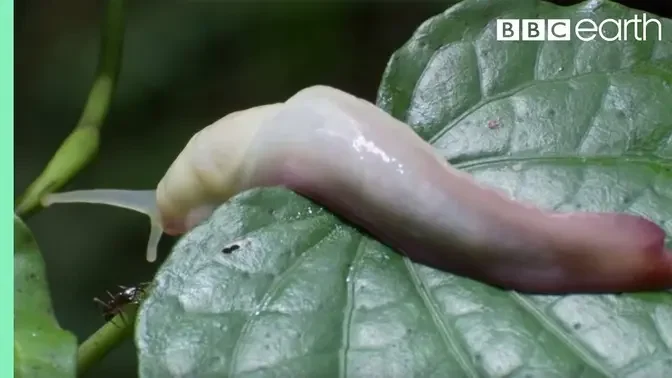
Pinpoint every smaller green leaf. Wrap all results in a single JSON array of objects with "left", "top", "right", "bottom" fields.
[{"left": 14, "top": 215, "right": 77, "bottom": 378}]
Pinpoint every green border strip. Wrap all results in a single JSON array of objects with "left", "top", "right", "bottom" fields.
[{"left": 4, "top": 0, "right": 14, "bottom": 375}]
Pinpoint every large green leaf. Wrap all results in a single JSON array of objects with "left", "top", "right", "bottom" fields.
[
  {"left": 137, "top": 0, "right": 672, "bottom": 377},
  {"left": 14, "top": 215, "right": 77, "bottom": 378}
]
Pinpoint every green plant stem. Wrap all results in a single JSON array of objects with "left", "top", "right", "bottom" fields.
[
  {"left": 76, "top": 302, "right": 139, "bottom": 375},
  {"left": 15, "top": 0, "right": 127, "bottom": 217}
]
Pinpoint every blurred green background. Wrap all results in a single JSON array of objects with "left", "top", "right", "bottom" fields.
[{"left": 14, "top": 1, "right": 671, "bottom": 376}]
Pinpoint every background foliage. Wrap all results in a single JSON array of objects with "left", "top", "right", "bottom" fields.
[{"left": 14, "top": 1, "right": 672, "bottom": 377}]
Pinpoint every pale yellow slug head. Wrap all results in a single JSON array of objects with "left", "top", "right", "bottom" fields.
[
  {"left": 41, "top": 103, "right": 284, "bottom": 263},
  {"left": 155, "top": 103, "right": 284, "bottom": 235}
]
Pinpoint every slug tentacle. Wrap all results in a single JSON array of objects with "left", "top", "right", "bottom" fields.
[{"left": 41, "top": 189, "right": 163, "bottom": 262}]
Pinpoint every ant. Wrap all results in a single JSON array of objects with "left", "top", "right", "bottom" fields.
[{"left": 93, "top": 282, "right": 151, "bottom": 326}]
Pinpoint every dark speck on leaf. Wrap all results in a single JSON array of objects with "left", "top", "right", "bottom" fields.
[
  {"left": 616, "top": 110, "right": 626, "bottom": 119},
  {"left": 547, "top": 108, "right": 556, "bottom": 117},
  {"left": 573, "top": 323, "right": 581, "bottom": 330},
  {"left": 241, "top": 272, "right": 250, "bottom": 279},
  {"left": 221, "top": 244, "right": 240, "bottom": 254}
]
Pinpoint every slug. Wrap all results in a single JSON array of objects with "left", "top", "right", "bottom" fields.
[{"left": 42, "top": 85, "right": 672, "bottom": 294}]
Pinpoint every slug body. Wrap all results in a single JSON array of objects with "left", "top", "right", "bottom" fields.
[{"left": 44, "top": 85, "right": 672, "bottom": 294}]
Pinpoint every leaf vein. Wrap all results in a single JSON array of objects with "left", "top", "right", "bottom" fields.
[
  {"left": 402, "top": 259, "right": 480, "bottom": 378},
  {"left": 427, "top": 64, "right": 670, "bottom": 146},
  {"left": 338, "top": 235, "right": 366, "bottom": 378},
  {"left": 452, "top": 153, "right": 671, "bottom": 171},
  {"left": 509, "top": 293, "right": 613, "bottom": 377},
  {"left": 575, "top": 76, "right": 609, "bottom": 152}
]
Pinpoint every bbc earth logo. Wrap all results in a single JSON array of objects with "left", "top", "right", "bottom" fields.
[{"left": 496, "top": 14, "right": 663, "bottom": 41}]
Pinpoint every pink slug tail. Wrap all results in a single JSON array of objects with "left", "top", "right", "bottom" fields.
[{"left": 510, "top": 212, "right": 672, "bottom": 294}]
